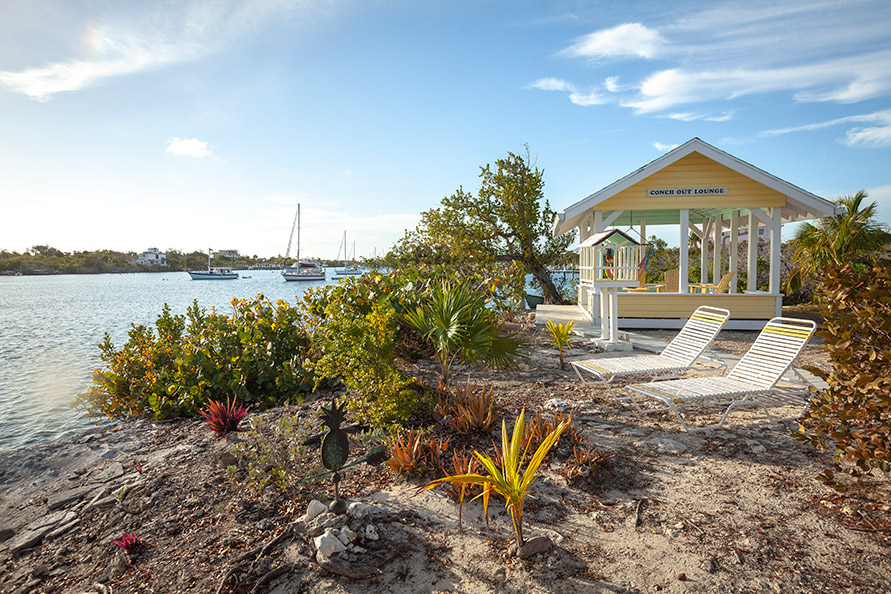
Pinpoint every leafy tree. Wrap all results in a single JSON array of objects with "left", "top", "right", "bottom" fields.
[
  {"left": 784, "top": 190, "right": 891, "bottom": 294},
  {"left": 410, "top": 148, "right": 576, "bottom": 304}
]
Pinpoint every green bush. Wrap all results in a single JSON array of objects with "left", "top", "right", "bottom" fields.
[
  {"left": 305, "top": 277, "right": 424, "bottom": 428},
  {"left": 75, "top": 296, "right": 318, "bottom": 420},
  {"left": 794, "top": 265, "right": 891, "bottom": 487}
]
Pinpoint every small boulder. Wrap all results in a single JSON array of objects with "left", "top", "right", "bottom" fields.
[
  {"left": 300, "top": 500, "right": 328, "bottom": 523},
  {"left": 314, "top": 529, "right": 347, "bottom": 557},
  {"left": 518, "top": 536, "right": 552, "bottom": 559},
  {"left": 364, "top": 524, "right": 379, "bottom": 541},
  {"left": 346, "top": 502, "right": 368, "bottom": 520}
]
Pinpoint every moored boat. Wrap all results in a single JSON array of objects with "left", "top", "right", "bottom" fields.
[
  {"left": 189, "top": 250, "right": 239, "bottom": 280},
  {"left": 282, "top": 204, "right": 327, "bottom": 282}
]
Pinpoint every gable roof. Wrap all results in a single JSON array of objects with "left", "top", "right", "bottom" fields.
[{"left": 553, "top": 138, "right": 840, "bottom": 236}]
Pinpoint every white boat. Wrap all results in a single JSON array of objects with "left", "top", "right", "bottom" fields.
[
  {"left": 189, "top": 250, "right": 239, "bottom": 280},
  {"left": 282, "top": 204, "right": 327, "bottom": 282},
  {"left": 334, "top": 231, "right": 364, "bottom": 276}
]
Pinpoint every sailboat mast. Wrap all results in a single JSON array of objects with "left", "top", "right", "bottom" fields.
[
  {"left": 296, "top": 204, "right": 301, "bottom": 266},
  {"left": 285, "top": 205, "right": 299, "bottom": 259}
]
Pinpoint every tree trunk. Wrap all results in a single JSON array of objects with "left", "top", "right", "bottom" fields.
[{"left": 530, "top": 263, "right": 562, "bottom": 304}]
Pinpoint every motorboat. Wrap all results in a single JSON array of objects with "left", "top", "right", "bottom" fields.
[
  {"left": 282, "top": 204, "right": 327, "bottom": 282},
  {"left": 189, "top": 250, "right": 239, "bottom": 280}
]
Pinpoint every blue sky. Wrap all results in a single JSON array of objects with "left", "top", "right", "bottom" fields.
[{"left": 1, "top": 0, "right": 889, "bottom": 258}]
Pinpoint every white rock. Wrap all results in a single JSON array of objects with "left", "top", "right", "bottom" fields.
[
  {"left": 364, "top": 524, "right": 379, "bottom": 541},
  {"left": 347, "top": 501, "right": 368, "bottom": 520},
  {"left": 338, "top": 526, "right": 357, "bottom": 545},
  {"left": 314, "top": 529, "right": 347, "bottom": 556},
  {"left": 301, "top": 499, "right": 328, "bottom": 523}
]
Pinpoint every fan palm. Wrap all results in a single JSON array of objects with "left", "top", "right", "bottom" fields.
[
  {"left": 405, "top": 281, "right": 526, "bottom": 385},
  {"left": 784, "top": 191, "right": 891, "bottom": 293}
]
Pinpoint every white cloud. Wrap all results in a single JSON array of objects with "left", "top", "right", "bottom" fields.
[
  {"left": 665, "top": 112, "right": 702, "bottom": 122},
  {"left": 705, "top": 111, "right": 733, "bottom": 122},
  {"left": 652, "top": 141, "right": 679, "bottom": 152},
  {"left": 760, "top": 109, "right": 891, "bottom": 148},
  {"left": 528, "top": 77, "right": 608, "bottom": 106},
  {"left": 560, "top": 23, "right": 664, "bottom": 60},
  {"left": 843, "top": 126, "right": 891, "bottom": 148},
  {"left": 528, "top": 77, "right": 575, "bottom": 92},
  {"left": 166, "top": 137, "right": 211, "bottom": 158},
  {"left": 0, "top": 1, "right": 335, "bottom": 100},
  {"left": 546, "top": 3, "right": 891, "bottom": 115}
]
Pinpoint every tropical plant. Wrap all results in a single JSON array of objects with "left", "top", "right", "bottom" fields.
[
  {"left": 558, "top": 446, "right": 614, "bottom": 483},
  {"left": 434, "top": 378, "right": 501, "bottom": 434},
  {"left": 545, "top": 319, "right": 576, "bottom": 370},
  {"left": 386, "top": 429, "right": 429, "bottom": 475},
  {"left": 440, "top": 449, "right": 482, "bottom": 528},
  {"left": 111, "top": 532, "right": 140, "bottom": 553},
  {"left": 784, "top": 191, "right": 891, "bottom": 294},
  {"left": 421, "top": 409, "right": 571, "bottom": 548},
  {"left": 524, "top": 410, "right": 581, "bottom": 455},
  {"left": 793, "top": 264, "right": 891, "bottom": 488},
  {"left": 199, "top": 396, "right": 248, "bottom": 434},
  {"left": 405, "top": 281, "right": 526, "bottom": 386}
]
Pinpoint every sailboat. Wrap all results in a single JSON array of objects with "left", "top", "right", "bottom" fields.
[
  {"left": 333, "top": 231, "right": 363, "bottom": 276},
  {"left": 282, "top": 204, "right": 326, "bottom": 282},
  {"left": 189, "top": 249, "right": 238, "bottom": 280}
]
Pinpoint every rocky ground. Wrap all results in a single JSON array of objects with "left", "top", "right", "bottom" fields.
[{"left": 1, "top": 312, "right": 889, "bottom": 594}]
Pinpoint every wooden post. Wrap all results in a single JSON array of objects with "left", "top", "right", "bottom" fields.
[
  {"left": 769, "top": 207, "right": 782, "bottom": 295},
  {"left": 713, "top": 215, "right": 722, "bottom": 285}
]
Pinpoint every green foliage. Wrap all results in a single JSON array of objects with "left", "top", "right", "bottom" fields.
[
  {"left": 545, "top": 319, "right": 575, "bottom": 370},
  {"left": 392, "top": 148, "right": 576, "bottom": 305},
  {"left": 74, "top": 296, "right": 318, "bottom": 420},
  {"left": 422, "top": 409, "right": 571, "bottom": 547},
  {"left": 434, "top": 378, "right": 502, "bottom": 434},
  {"left": 405, "top": 281, "right": 526, "bottom": 385},
  {"left": 230, "top": 414, "right": 318, "bottom": 509},
  {"left": 306, "top": 277, "right": 422, "bottom": 428},
  {"left": 785, "top": 191, "right": 891, "bottom": 294},
  {"left": 794, "top": 264, "right": 891, "bottom": 487}
]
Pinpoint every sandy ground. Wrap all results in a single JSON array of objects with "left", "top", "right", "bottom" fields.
[{"left": 1, "top": 316, "right": 888, "bottom": 594}]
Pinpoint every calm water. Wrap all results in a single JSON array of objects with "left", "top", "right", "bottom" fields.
[{"left": 0, "top": 270, "right": 338, "bottom": 451}]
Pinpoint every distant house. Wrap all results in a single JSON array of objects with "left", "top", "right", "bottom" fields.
[{"left": 133, "top": 248, "right": 168, "bottom": 267}]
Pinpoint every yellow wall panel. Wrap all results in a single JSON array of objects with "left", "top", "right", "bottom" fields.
[
  {"left": 615, "top": 294, "right": 779, "bottom": 319},
  {"left": 598, "top": 152, "right": 787, "bottom": 211}
]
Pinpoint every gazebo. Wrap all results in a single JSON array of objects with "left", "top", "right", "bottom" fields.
[{"left": 552, "top": 138, "right": 840, "bottom": 329}]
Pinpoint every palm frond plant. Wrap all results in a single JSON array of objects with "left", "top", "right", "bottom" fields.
[
  {"left": 784, "top": 190, "right": 891, "bottom": 294},
  {"left": 420, "top": 409, "right": 571, "bottom": 548},
  {"left": 405, "top": 281, "right": 526, "bottom": 386},
  {"left": 545, "top": 319, "right": 575, "bottom": 370}
]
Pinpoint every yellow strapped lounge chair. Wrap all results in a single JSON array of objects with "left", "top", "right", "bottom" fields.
[
  {"left": 623, "top": 317, "right": 817, "bottom": 431},
  {"left": 571, "top": 305, "right": 731, "bottom": 398}
]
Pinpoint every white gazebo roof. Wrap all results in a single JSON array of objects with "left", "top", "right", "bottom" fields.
[{"left": 553, "top": 138, "right": 840, "bottom": 236}]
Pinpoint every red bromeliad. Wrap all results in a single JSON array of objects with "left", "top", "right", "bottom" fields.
[
  {"left": 111, "top": 532, "right": 139, "bottom": 552},
  {"left": 199, "top": 396, "right": 248, "bottom": 434}
]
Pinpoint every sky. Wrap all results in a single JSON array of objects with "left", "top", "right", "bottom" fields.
[{"left": 1, "top": 0, "right": 889, "bottom": 259}]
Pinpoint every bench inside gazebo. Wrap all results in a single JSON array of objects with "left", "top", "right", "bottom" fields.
[{"left": 552, "top": 138, "right": 840, "bottom": 330}]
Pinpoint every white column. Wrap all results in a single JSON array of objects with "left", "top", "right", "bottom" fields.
[
  {"left": 600, "top": 286, "right": 609, "bottom": 338},
  {"left": 700, "top": 217, "right": 712, "bottom": 284},
  {"left": 729, "top": 210, "right": 739, "bottom": 293},
  {"left": 713, "top": 215, "right": 722, "bottom": 284},
  {"left": 769, "top": 207, "right": 782, "bottom": 294},
  {"left": 747, "top": 211, "right": 758, "bottom": 292},
  {"left": 679, "top": 209, "right": 689, "bottom": 293},
  {"left": 609, "top": 288, "right": 619, "bottom": 343}
]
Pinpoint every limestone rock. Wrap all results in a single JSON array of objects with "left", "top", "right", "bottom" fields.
[
  {"left": 518, "top": 536, "right": 552, "bottom": 559},
  {"left": 300, "top": 500, "right": 327, "bottom": 523},
  {"left": 346, "top": 502, "right": 368, "bottom": 520},
  {"left": 314, "top": 529, "right": 347, "bottom": 557}
]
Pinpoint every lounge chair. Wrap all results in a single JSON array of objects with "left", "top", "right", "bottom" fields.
[
  {"left": 622, "top": 317, "right": 817, "bottom": 431},
  {"left": 690, "top": 271, "right": 735, "bottom": 294},
  {"left": 571, "top": 305, "right": 731, "bottom": 397}
]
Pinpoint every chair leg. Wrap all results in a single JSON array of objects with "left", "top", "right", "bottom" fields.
[{"left": 571, "top": 363, "right": 618, "bottom": 399}]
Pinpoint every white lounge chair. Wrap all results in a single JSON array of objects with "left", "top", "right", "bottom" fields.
[
  {"left": 623, "top": 317, "right": 817, "bottom": 431},
  {"left": 571, "top": 306, "right": 731, "bottom": 398}
]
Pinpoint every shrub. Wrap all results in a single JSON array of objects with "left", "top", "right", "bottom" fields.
[
  {"left": 308, "top": 292, "right": 422, "bottom": 427},
  {"left": 75, "top": 297, "right": 318, "bottom": 420},
  {"left": 386, "top": 429, "right": 428, "bottom": 475},
  {"left": 229, "top": 414, "right": 317, "bottom": 509},
  {"left": 794, "top": 264, "right": 891, "bottom": 487},
  {"left": 524, "top": 410, "right": 582, "bottom": 456}
]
